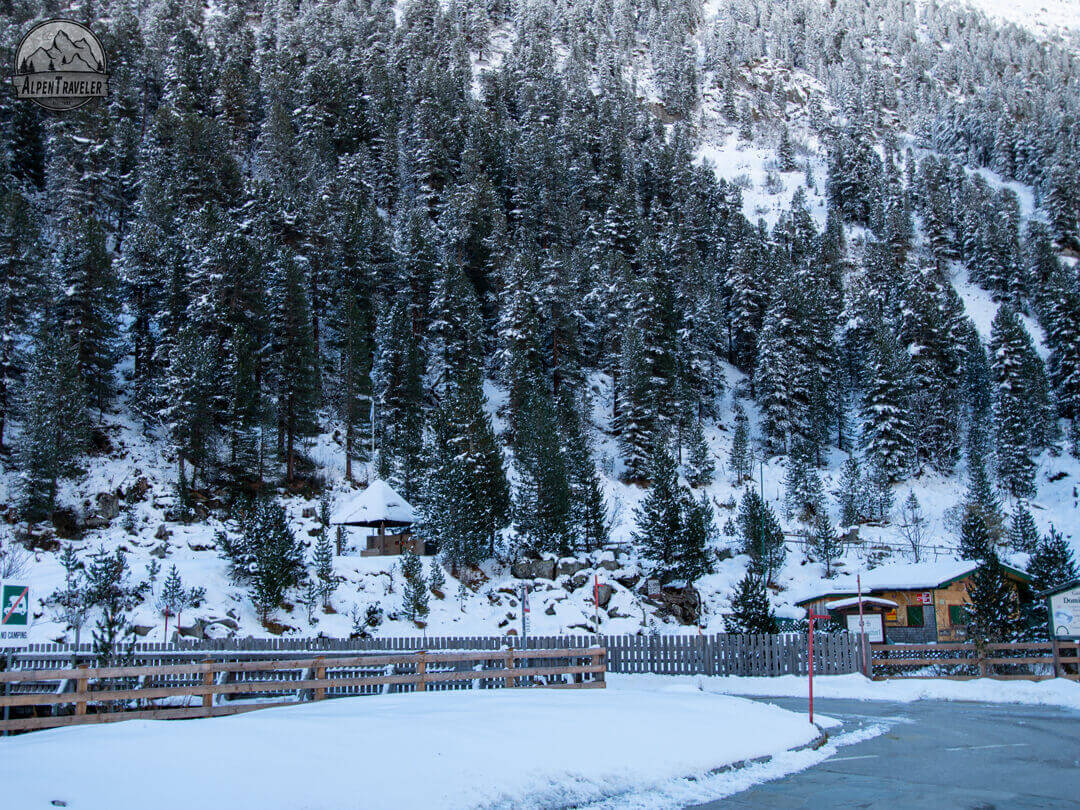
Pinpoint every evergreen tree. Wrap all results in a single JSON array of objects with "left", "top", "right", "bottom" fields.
[
  {"left": 429, "top": 559, "right": 446, "bottom": 597},
  {"left": 729, "top": 403, "right": 751, "bottom": 485},
  {"left": 400, "top": 549, "right": 429, "bottom": 623},
  {"left": 15, "top": 322, "right": 90, "bottom": 521},
  {"left": 836, "top": 454, "right": 867, "bottom": 526},
  {"left": 85, "top": 546, "right": 145, "bottom": 665},
  {"left": 724, "top": 572, "right": 778, "bottom": 633},
  {"left": 1008, "top": 504, "right": 1040, "bottom": 553},
  {"left": 1028, "top": 527, "right": 1078, "bottom": 595},
  {"left": 270, "top": 251, "right": 320, "bottom": 482},
  {"left": 812, "top": 514, "right": 843, "bottom": 577},
  {"left": 684, "top": 420, "right": 715, "bottom": 488},
  {"left": 46, "top": 544, "right": 91, "bottom": 652},
  {"left": 313, "top": 524, "right": 336, "bottom": 609},
  {"left": 225, "top": 498, "right": 305, "bottom": 621},
  {"left": 965, "top": 552, "right": 1021, "bottom": 643},
  {"left": 633, "top": 437, "right": 685, "bottom": 582},
  {"left": 860, "top": 323, "right": 913, "bottom": 482},
  {"left": 676, "top": 492, "right": 717, "bottom": 583},
  {"left": 736, "top": 489, "right": 786, "bottom": 584}
]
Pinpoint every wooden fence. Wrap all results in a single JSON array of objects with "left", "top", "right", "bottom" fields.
[
  {"left": 0, "top": 646, "right": 604, "bottom": 733},
  {"left": 871, "top": 641, "right": 1080, "bottom": 680},
  {"left": 4, "top": 632, "right": 866, "bottom": 679}
]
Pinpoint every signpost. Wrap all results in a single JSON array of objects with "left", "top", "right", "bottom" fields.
[
  {"left": 520, "top": 583, "right": 530, "bottom": 647},
  {"left": 0, "top": 581, "right": 29, "bottom": 736},
  {"left": 1045, "top": 580, "right": 1080, "bottom": 678},
  {"left": 807, "top": 612, "right": 830, "bottom": 725}
]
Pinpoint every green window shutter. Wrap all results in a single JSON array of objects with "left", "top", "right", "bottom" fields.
[
  {"left": 948, "top": 605, "right": 968, "bottom": 626},
  {"left": 905, "top": 606, "right": 925, "bottom": 627}
]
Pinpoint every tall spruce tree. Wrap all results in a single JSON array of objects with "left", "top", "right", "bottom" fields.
[{"left": 724, "top": 571, "right": 778, "bottom": 633}]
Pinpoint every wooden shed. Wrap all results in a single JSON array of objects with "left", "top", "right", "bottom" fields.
[
  {"left": 795, "top": 560, "right": 1032, "bottom": 643},
  {"left": 331, "top": 479, "right": 424, "bottom": 556}
]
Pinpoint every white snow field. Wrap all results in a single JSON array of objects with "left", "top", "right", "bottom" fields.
[
  {"left": 0, "top": 687, "right": 820, "bottom": 810},
  {"left": 610, "top": 673, "right": 1080, "bottom": 712}
]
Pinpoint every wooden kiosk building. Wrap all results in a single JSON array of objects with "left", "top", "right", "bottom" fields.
[{"left": 332, "top": 479, "right": 424, "bottom": 556}]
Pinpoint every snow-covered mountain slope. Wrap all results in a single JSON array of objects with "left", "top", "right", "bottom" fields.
[{"left": 3, "top": 0, "right": 1080, "bottom": 648}]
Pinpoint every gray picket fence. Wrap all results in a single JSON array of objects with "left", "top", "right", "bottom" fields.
[{"left": 6, "top": 633, "right": 865, "bottom": 678}]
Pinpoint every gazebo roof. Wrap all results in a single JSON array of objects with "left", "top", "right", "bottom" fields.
[{"left": 332, "top": 480, "right": 418, "bottom": 527}]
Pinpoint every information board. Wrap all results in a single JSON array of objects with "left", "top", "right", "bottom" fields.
[
  {"left": 845, "top": 612, "right": 884, "bottom": 643},
  {"left": 1050, "top": 584, "right": 1080, "bottom": 639}
]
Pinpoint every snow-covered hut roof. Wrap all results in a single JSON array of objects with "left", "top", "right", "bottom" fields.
[
  {"left": 825, "top": 596, "right": 898, "bottom": 611},
  {"left": 332, "top": 480, "right": 418, "bottom": 526},
  {"left": 792, "top": 560, "right": 1030, "bottom": 606}
]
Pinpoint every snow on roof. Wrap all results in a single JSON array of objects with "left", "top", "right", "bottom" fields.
[
  {"left": 332, "top": 480, "right": 417, "bottom": 526},
  {"left": 792, "top": 560, "right": 987, "bottom": 605},
  {"left": 826, "top": 596, "right": 898, "bottom": 611}
]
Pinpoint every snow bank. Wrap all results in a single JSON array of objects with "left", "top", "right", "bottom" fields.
[
  {"left": 610, "top": 673, "right": 1080, "bottom": 712},
  {"left": 0, "top": 687, "right": 819, "bottom": 810}
]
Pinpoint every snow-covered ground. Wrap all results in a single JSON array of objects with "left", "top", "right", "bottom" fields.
[
  {"left": 0, "top": 687, "right": 821, "bottom": 810},
  {"left": 610, "top": 673, "right": 1080, "bottom": 712}
]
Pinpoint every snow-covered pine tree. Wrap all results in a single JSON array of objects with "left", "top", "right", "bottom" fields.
[
  {"left": 616, "top": 325, "right": 655, "bottom": 482},
  {"left": 684, "top": 420, "right": 715, "bottom": 488},
  {"left": 269, "top": 250, "right": 320, "bottom": 482},
  {"left": 812, "top": 514, "right": 842, "bottom": 578},
  {"left": 633, "top": 436, "right": 684, "bottom": 582},
  {"left": 428, "top": 558, "right": 446, "bottom": 597},
  {"left": 313, "top": 525, "right": 335, "bottom": 609},
  {"left": 400, "top": 549, "right": 429, "bottom": 623},
  {"left": 736, "top": 489, "right": 786, "bottom": 584},
  {"left": 724, "top": 572, "right": 777, "bottom": 634},
  {"left": 15, "top": 322, "right": 90, "bottom": 521},
  {"left": 965, "top": 552, "right": 1021, "bottom": 644},
  {"left": 558, "top": 389, "right": 610, "bottom": 552},
  {"left": 836, "top": 454, "right": 867, "bottom": 527},
  {"left": 1008, "top": 504, "right": 1039, "bottom": 553},
  {"left": 860, "top": 322, "right": 913, "bottom": 482},
  {"left": 729, "top": 403, "right": 751, "bottom": 484},
  {"left": 676, "top": 491, "right": 716, "bottom": 583}
]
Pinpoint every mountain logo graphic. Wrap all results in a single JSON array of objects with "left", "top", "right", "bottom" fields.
[{"left": 11, "top": 19, "right": 108, "bottom": 111}]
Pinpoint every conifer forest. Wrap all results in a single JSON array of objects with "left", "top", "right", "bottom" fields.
[{"left": 1, "top": 0, "right": 1079, "bottom": 645}]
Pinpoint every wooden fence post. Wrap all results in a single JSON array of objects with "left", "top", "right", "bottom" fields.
[
  {"left": 592, "top": 647, "right": 605, "bottom": 687},
  {"left": 75, "top": 665, "right": 88, "bottom": 716},
  {"left": 416, "top": 651, "right": 427, "bottom": 692},
  {"left": 313, "top": 657, "right": 327, "bottom": 701},
  {"left": 506, "top": 648, "right": 516, "bottom": 688},
  {"left": 201, "top": 660, "right": 213, "bottom": 712}
]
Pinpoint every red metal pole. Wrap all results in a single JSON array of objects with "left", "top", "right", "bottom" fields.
[
  {"left": 808, "top": 615, "right": 814, "bottom": 725},
  {"left": 858, "top": 574, "right": 867, "bottom": 676}
]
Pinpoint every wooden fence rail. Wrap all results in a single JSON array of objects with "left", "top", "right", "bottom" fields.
[
  {"left": 0, "top": 647, "right": 605, "bottom": 733},
  {"left": 871, "top": 641, "right": 1080, "bottom": 681}
]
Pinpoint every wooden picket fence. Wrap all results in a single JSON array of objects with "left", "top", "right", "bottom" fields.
[
  {"left": 871, "top": 641, "right": 1080, "bottom": 681},
  {"left": 0, "top": 646, "right": 605, "bottom": 733}
]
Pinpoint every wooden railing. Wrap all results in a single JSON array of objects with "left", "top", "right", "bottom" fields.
[
  {"left": 0, "top": 646, "right": 605, "bottom": 733},
  {"left": 870, "top": 641, "right": 1080, "bottom": 681}
]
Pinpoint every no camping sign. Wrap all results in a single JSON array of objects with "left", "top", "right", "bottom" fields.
[{"left": 0, "top": 582, "right": 30, "bottom": 648}]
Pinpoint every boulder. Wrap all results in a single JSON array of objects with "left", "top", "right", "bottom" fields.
[
  {"left": 716, "top": 547, "right": 734, "bottom": 562},
  {"left": 154, "top": 524, "right": 171, "bottom": 540},
  {"left": 125, "top": 476, "right": 151, "bottom": 502},
  {"left": 655, "top": 583, "right": 702, "bottom": 626},
  {"left": 544, "top": 603, "right": 557, "bottom": 615},
  {"left": 149, "top": 543, "right": 169, "bottom": 559},
  {"left": 595, "top": 583, "right": 614, "bottom": 609},
  {"left": 132, "top": 625, "right": 154, "bottom": 637},
  {"left": 598, "top": 559, "right": 619, "bottom": 571},
  {"left": 568, "top": 571, "right": 590, "bottom": 591},
  {"left": 556, "top": 558, "right": 589, "bottom": 578},
  {"left": 615, "top": 574, "right": 640, "bottom": 590},
  {"left": 511, "top": 557, "right": 556, "bottom": 580},
  {"left": 96, "top": 492, "right": 120, "bottom": 521},
  {"left": 83, "top": 516, "right": 110, "bottom": 530}
]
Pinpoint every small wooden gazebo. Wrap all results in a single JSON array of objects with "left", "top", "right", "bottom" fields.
[{"left": 332, "top": 479, "right": 423, "bottom": 556}]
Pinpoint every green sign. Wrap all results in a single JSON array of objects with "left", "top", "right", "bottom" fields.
[
  {"left": 2, "top": 584, "right": 29, "bottom": 626},
  {"left": 0, "top": 582, "right": 30, "bottom": 648}
]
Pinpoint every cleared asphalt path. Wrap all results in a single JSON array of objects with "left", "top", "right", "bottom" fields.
[{"left": 690, "top": 696, "right": 1080, "bottom": 809}]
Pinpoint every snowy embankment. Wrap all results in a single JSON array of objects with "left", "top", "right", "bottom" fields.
[
  {"left": 0, "top": 687, "right": 819, "bottom": 810},
  {"left": 609, "top": 673, "right": 1080, "bottom": 712}
]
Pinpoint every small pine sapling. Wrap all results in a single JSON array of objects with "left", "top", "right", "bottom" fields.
[
  {"left": 400, "top": 550, "right": 429, "bottom": 623},
  {"left": 313, "top": 525, "right": 336, "bottom": 610},
  {"left": 429, "top": 558, "right": 447, "bottom": 598}
]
